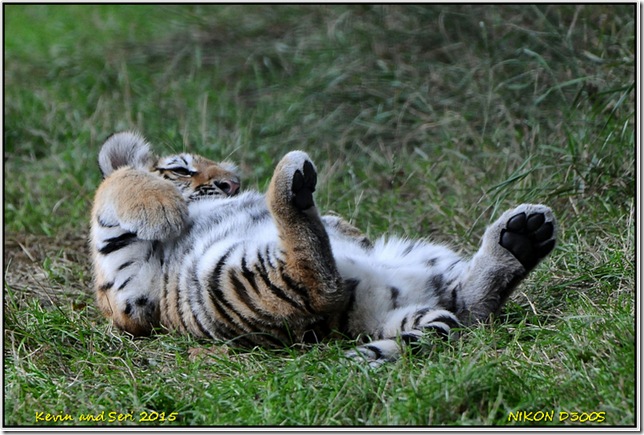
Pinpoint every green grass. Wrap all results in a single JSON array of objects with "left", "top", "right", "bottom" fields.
[{"left": 4, "top": 4, "right": 635, "bottom": 427}]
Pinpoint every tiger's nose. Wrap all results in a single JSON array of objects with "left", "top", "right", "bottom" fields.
[{"left": 215, "top": 178, "right": 240, "bottom": 196}]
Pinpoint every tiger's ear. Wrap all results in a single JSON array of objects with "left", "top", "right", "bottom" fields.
[{"left": 98, "top": 131, "right": 155, "bottom": 178}]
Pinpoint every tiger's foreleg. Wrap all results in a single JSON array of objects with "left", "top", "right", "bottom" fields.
[{"left": 91, "top": 167, "right": 188, "bottom": 336}]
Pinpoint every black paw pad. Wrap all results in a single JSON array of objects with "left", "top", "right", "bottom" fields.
[
  {"left": 500, "top": 211, "right": 555, "bottom": 271},
  {"left": 292, "top": 160, "right": 317, "bottom": 210}
]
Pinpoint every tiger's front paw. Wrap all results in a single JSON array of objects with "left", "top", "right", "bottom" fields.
[
  {"left": 345, "top": 341, "right": 399, "bottom": 368},
  {"left": 123, "top": 189, "right": 188, "bottom": 240},
  {"left": 99, "top": 168, "right": 188, "bottom": 240},
  {"left": 269, "top": 151, "right": 318, "bottom": 212}
]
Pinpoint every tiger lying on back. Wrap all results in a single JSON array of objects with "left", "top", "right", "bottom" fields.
[{"left": 90, "top": 132, "right": 557, "bottom": 365}]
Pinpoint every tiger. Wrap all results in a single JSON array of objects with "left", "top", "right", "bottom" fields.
[{"left": 90, "top": 131, "right": 557, "bottom": 365}]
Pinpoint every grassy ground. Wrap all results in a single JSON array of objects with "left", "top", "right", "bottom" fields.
[{"left": 3, "top": 4, "right": 636, "bottom": 427}]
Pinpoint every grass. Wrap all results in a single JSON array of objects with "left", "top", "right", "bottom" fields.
[{"left": 3, "top": 4, "right": 636, "bottom": 427}]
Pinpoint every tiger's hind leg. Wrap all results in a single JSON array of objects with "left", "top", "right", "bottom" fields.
[
  {"left": 266, "top": 151, "right": 346, "bottom": 316},
  {"left": 456, "top": 204, "right": 557, "bottom": 324}
]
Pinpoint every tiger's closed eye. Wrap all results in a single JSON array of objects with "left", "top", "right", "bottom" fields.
[{"left": 167, "top": 167, "right": 194, "bottom": 177}]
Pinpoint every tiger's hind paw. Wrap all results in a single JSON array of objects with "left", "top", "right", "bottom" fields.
[
  {"left": 291, "top": 158, "right": 317, "bottom": 211},
  {"left": 270, "top": 151, "right": 319, "bottom": 212},
  {"left": 493, "top": 204, "right": 557, "bottom": 272}
]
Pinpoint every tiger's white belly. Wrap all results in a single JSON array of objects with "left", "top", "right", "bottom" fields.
[
  {"left": 174, "top": 192, "right": 468, "bottom": 340},
  {"left": 329, "top": 233, "right": 467, "bottom": 337}
]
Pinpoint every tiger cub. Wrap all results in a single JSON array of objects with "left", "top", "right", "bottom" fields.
[{"left": 90, "top": 132, "right": 557, "bottom": 365}]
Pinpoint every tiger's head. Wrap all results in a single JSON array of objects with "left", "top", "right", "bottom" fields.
[{"left": 98, "top": 131, "right": 241, "bottom": 201}]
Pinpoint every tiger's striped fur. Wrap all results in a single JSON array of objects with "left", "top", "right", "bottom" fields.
[{"left": 90, "top": 132, "right": 557, "bottom": 364}]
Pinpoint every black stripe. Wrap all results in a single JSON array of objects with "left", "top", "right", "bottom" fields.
[
  {"left": 430, "top": 274, "right": 444, "bottom": 293},
  {"left": 256, "top": 251, "right": 306, "bottom": 312},
  {"left": 412, "top": 307, "right": 431, "bottom": 328},
  {"left": 207, "top": 245, "right": 262, "bottom": 341},
  {"left": 160, "top": 260, "right": 202, "bottom": 337},
  {"left": 117, "top": 276, "right": 132, "bottom": 290},
  {"left": 173, "top": 263, "right": 211, "bottom": 339},
  {"left": 118, "top": 261, "right": 134, "bottom": 271},
  {"left": 365, "top": 345, "right": 384, "bottom": 360},
  {"left": 277, "top": 265, "right": 317, "bottom": 314},
  {"left": 430, "top": 315, "right": 460, "bottom": 329},
  {"left": 175, "top": 271, "right": 194, "bottom": 333},
  {"left": 235, "top": 259, "right": 298, "bottom": 345},
  {"left": 164, "top": 268, "right": 188, "bottom": 334},
  {"left": 447, "top": 259, "right": 462, "bottom": 272},
  {"left": 240, "top": 254, "right": 261, "bottom": 296},
  {"left": 400, "top": 315, "right": 408, "bottom": 332},
  {"left": 389, "top": 286, "right": 400, "bottom": 309},
  {"left": 400, "top": 332, "right": 426, "bottom": 355},
  {"left": 229, "top": 272, "right": 288, "bottom": 337},
  {"left": 183, "top": 259, "right": 220, "bottom": 339},
  {"left": 413, "top": 309, "right": 459, "bottom": 331},
  {"left": 256, "top": 268, "right": 308, "bottom": 313},
  {"left": 451, "top": 284, "right": 461, "bottom": 312},
  {"left": 98, "top": 282, "right": 113, "bottom": 292},
  {"left": 400, "top": 331, "right": 422, "bottom": 345},
  {"left": 402, "top": 243, "right": 415, "bottom": 256},
  {"left": 230, "top": 270, "right": 286, "bottom": 330},
  {"left": 421, "top": 324, "right": 450, "bottom": 339},
  {"left": 263, "top": 245, "right": 276, "bottom": 269},
  {"left": 99, "top": 232, "right": 137, "bottom": 255},
  {"left": 229, "top": 271, "right": 257, "bottom": 313}
]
